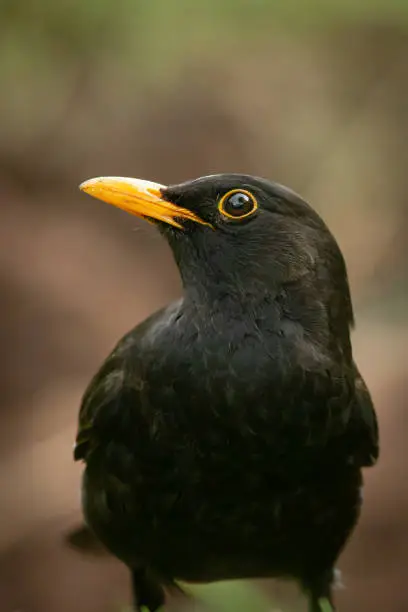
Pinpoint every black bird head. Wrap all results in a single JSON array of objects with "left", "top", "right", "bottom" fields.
[{"left": 80, "top": 173, "right": 354, "bottom": 357}]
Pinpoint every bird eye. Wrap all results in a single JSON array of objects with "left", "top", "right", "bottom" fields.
[{"left": 218, "top": 189, "right": 258, "bottom": 220}]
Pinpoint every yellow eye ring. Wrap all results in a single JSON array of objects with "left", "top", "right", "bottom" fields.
[{"left": 218, "top": 189, "right": 258, "bottom": 220}]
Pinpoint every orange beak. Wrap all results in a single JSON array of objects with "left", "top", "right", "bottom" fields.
[{"left": 79, "top": 176, "right": 211, "bottom": 230}]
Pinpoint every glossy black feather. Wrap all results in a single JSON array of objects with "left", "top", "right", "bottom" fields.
[{"left": 74, "top": 174, "right": 378, "bottom": 612}]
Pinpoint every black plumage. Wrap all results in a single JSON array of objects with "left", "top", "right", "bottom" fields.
[{"left": 73, "top": 174, "right": 379, "bottom": 612}]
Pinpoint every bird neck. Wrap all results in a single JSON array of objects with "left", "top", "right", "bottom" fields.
[
  {"left": 172, "top": 235, "right": 281, "bottom": 311},
  {"left": 183, "top": 279, "right": 278, "bottom": 316}
]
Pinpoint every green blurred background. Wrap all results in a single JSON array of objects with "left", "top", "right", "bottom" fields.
[{"left": 1, "top": 2, "right": 407, "bottom": 611}]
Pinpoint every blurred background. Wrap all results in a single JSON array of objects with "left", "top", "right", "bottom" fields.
[{"left": 1, "top": 1, "right": 407, "bottom": 611}]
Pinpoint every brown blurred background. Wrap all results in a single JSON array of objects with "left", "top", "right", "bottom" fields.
[{"left": 0, "top": 2, "right": 407, "bottom": 611}]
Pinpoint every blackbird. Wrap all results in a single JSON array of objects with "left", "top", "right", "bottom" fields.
[{"left": 73, "top": 173, "right": 379, "bottom": 612}]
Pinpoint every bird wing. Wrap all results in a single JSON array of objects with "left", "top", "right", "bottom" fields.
[
  {"left": 74, "top": 306, "right": 168, "bottom": 463},
  {"left": 291, "top": 359, "right": 379, "bottom": 469},
  {"left": 350, "top": 366, "right": 379, "bottom": 467},
  {"left": 74, "top": 355, "right": 129, "bottom": 461}
]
